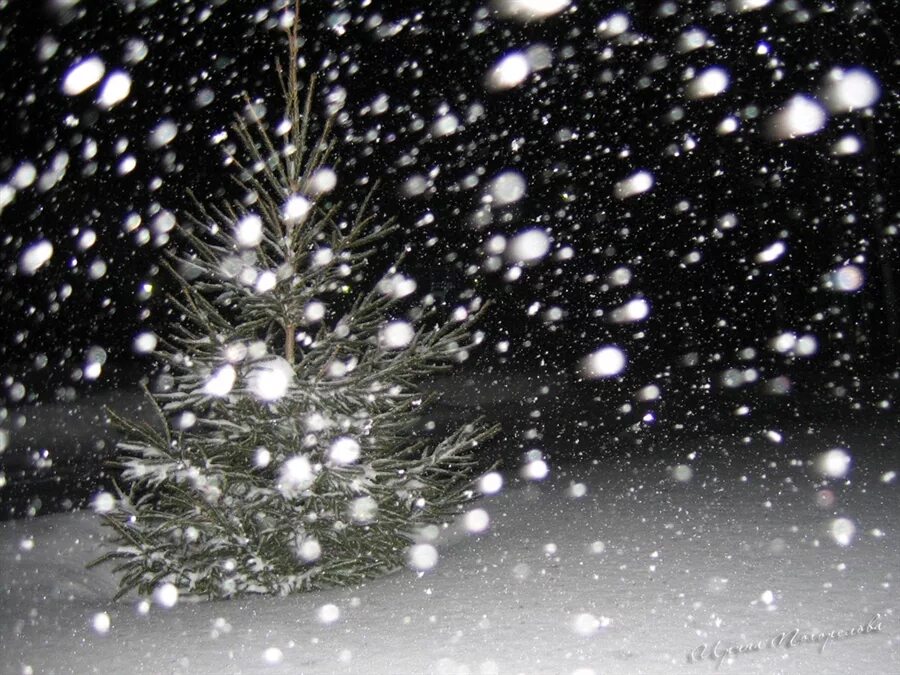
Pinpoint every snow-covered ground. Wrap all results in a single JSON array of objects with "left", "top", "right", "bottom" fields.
[{"left": 2, "top": 421, "right": 898, "bottom": 674}]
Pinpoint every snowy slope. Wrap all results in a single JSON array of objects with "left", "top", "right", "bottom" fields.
[{"left": 1, "top": 428, "right": 898, "bottom": 675}]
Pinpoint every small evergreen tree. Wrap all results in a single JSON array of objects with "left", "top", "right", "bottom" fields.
[{"left": 93, "top": 9, "right": 496, "bottom": 600}]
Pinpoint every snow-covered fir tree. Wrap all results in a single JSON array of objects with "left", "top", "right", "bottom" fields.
[{"left": 93, "top": 8, "right": 496, "bottom": 600}]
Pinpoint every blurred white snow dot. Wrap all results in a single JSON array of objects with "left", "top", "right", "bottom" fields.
[
  {"left": 283, "top": 194, "right": 312, "bottom": 224},
  {"left": 298, "top": 538, "right": 321, "bottom": 562},
  {"left": 84, "top": 354, "right": 104, "bottom": 381},
  {"left": 329, "top": 437, "right": 361, "bottom": 465},
  {"left": 479, "top": 471, "right": 504, "bottom": 495},
  {"left": 493, "top": 0, "right": 570, "bottom": 21},
  {"left": 464, "top": 508, "right": 490, "bottom": 533},
  {"left": 91, "top": 611, "right": 111, "bottom": 635},
  {"left": 795, "top": 334, "right": 818, "bottom": 357},
  {"left": 408, "top": 543, "right": 439, "bottom": 571},
  {"left": 377, "top": 274, "right": 417, "bottom": 299},
  {"left": 304, "top": 300, "right": 326, "bottom": 322},
  {"left": 235, "top": 214, "right": 264, "bottom": 248},
  {"left": 7, "top": 382, "right": 25, "bottom": 403},
  {"left": 608, "top": 266, "right": 632, "bottom": 286},
  {"left": 488, "top": 170, "right": 527, "bottom": 205},
  {"left": 256, "top": 271, "right": 277, "bottom": 293},
  {"left": 768, "top": 95, "right": 827, "bottom": 139},
  {"left": 203, "top": 364, "right": 236, "bottom": 397},
  {"left": 718, "top": 213, "right": 739, "bottom": 230},
  {"left": 317, "top": 604, "right": 341, "bottom": 624},
  {"left": 609, "top": 298, "right": 649, "bottom": 323},
  {"left": 717, "top": 116, "right": 740, "bottom": 135},
  {"left": 379, "top": 320, "right": 415, "bottom": 349},
  {"left": 97, "top": 70, "right": 132, "bottom": 108},
  {"left": 308, "top": 167, "right": 337, "bottom": 195},
  {"left": 677, "top": 28, "right": 708, "bottom": 53},
  {"left": 153, "top": 582, "right": 179, "bottom": 608},
  {"left": 277, "top": 455, "right": 314, "bottom": 498},
  {"left": 305, "top": 412, "right": 327, "bottom": 432},
  {"left": 19, "top": 239, "right": 54, "bottom": 275},
  {"left": 881, "top": 471, "right": 897, "bottom": 484},
  {"left": 733, "top": 0, "right": 772, "bottom": 11},
  {"left": 755, "top": 240, "right": 786, "bottom": 263},
  {"left": 765, "top": 430, "right": 783, "bottom": 444},
  {"left": 581, "top": 346, "right": 627, "bottom": 378},
  {"left": 636, "top": 384, "right": 660, "bottom": 401},
  {"left": 247, "top": 357, "right": 294, "bottom": 402},
  {"left": 117, "top": 155, "right": 137, "bottom": 175},
  {"left": 590, "top": 540, "right": 606, "bottom": 554},
  {"left": 512, "top": 562, "right": 531, "bottom": 579},
  {"left": 597, "top": 12, "right": 630, "bottom": 38},
  {"left": 522, "top": 457, "right": 549, "bottom": 481},
  {"left": 819, "top": 489, "right": 838, "bottom": 508},
  {"left": 831, "top": 135, "right": 862, "bottom": 156},
  {"left": 687, "top": 67, "right": 729, "bottom": 99},
  {"left": 149, "top": 119, "right": 178, "bottom": 148},
  {"left": 262, "top": 647, "right": 283, "bottom": 665},
  {"left": 62, "top": 56, "right": 105, "bottom": 95},
  {"left": 829, "top": 265, "right": 864, "bottom": 292},
  {"left": 614, "top": 170, "right": 654, "bottom": 199},
  {"left": 274, "top": 118, "right": 291, "bottom": 136},
  {"left": 572, "top": 612, "right": 602, "bottom": 636},
  {"left": 136, "top": 599, "right": 150, "bottom": 615},
  {"left": 402, "top": 174, "right": 429, "bottom": 197},
  {"left": 254, "top": 447, "right": 271, "bottom": 468},
  {"left": 350, "top": 496, "right": 378, "bottom": 523},
  {"left": 821, "top": 67, "right": 881, "bottom": 112},
  {"left": 19, "top": 537, "right": 34, "bottom": 551},
  {"left": 568, "top": 482, "right": 587, "bottom": 498},
  {"left": 485, "top": 234, "right": 507, "bottom": 256},
  {"left": 132, "top": 332, "right": 158, "bottom": 354},
  {"left": 477, "top": 660, "right": 500, "bottom": 675},
  {"left": 416, "top": 524, "right": 440, "bottom": 543},
  {"left": 672, "top": 464, "right": 693, "bottom": 482},
  {"left": 432, "top": 113, "right": 459, "bottom": 137},
  {"left": 760, "top": 589, "right": 775, "bottom": 605},
  {"left": 816, "top": 448, "right": 852, "bottom": 479},
  {"left": 11, "top": 161, "right": 37, "bottom": 189},
  {"left": 90, "top": 257, "right": 111, "bottom": 279},
  {"left": 486, "top": 52, "right": 531, "bottom": 91},
  {"left": 830, "top": 518, "right": 856, "bottom": 547},
  {"left": 771, "top": 332, "right": 797, "bottom": 353},
  {"left": 507, "top": 227, "right": 550, "bottom": 264},
  {"left": 91, "top": 491, "right": 116, "bottom": 513}
]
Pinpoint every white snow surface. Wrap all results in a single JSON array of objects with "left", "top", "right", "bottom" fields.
[{"left": 2, "top": 435, "right": 898, "bottom": 674}]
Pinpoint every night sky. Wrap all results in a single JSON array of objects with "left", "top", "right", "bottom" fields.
[{"left": 1, "top": 0, "right": 897, "bottom": 426}]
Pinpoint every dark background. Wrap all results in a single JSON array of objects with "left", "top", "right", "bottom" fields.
[{"left": 1, "top": 0, "right": 897, "bottom": 511}]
